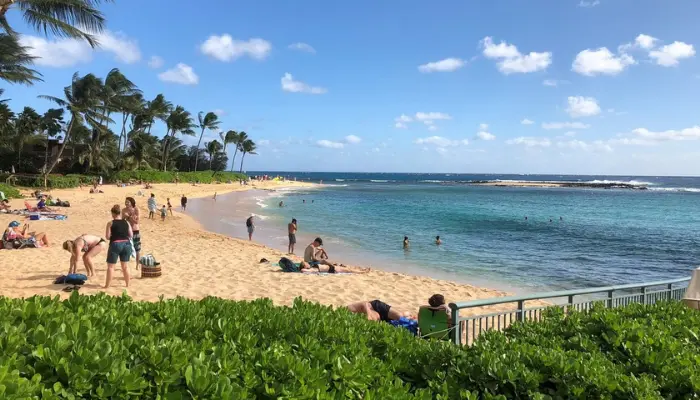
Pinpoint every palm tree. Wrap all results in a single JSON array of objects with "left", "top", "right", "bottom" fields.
[
  {"left": 39, "top": 108, "right": 64, "bottom": 173},
  {"left": 161, "top": 105, "right": 194, "bottom": 171},
  {"left": 40, "top": 72, "right": 105, "bottom": 186},
  {"left": 194, "top": 111, "right": 220, "bottom": 171},
  {"left": 145, "top": 93, "right": 171, "bottom": 134},
  {"left": 204, "top": 140, "right": 222, "bottom": 170},
  {"left": 98, "top": 68, "right": 139, "bottom": 161},
  {"left": 238, "top": 139, "right": 256, "bottom": 173},
  {"left": 230, "top": 130, "right": 247, "bottom": 172},
  {"left": 0, "top": 0, "right": 111, "bottom": 47},
  {"left": 219, "top": 129, "right": 237, "bottom": 161},
  {"left": 13, "top": 106, "right": 40, "bottom": 167},
  {"left": 0, "top": 33, "right": 41, "bottom": 84},
  {"left": 123, "top": 131, "right": 160, "bottom": 170}
]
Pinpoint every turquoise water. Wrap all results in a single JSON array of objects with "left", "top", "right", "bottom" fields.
[{"left": 241, "top": 175, "right": 700, "bottom": 292}]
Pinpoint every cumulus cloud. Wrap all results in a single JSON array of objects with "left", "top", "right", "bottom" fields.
[
  {"left": 572, "top": 47, "right": 635, "bottom": 76},
  {"left": 201, "top": 35, "right": 271, "bottom": 61},
  {"left": 542, "top": 121, "right": 591, "bottom": 130},
  {"left": 566, "top": 96, "right": 601, "bottom": 118},
  {"left": 344, "top": 135, "right": 362, "bottom": 144},
  {"left": 649, "top": 41, "right": 696, "bottom": 66},
  {"left": 20, "top": 30, "right": 141, "bottom": 67},
  {"left": 506, "top": 137, "right": 552, "bottom": 147},
  {"left": 418, "top": 57, "right": 465, "bottom": 73},
  {"left": 631, "top": 126, "right": 700, "bottom": 141},
  {"left": 415, "top": 112, "right": 452, "bottom": 121},
  {"left": 476, "top": 131, "right": 495, "bottom": 140},
  {"left": 316, "top": 140, "right": 344, "bottom": 149},
  {"left": 415, "top": 136, "right": 469, "bottom": 147},
  {"left": 578, "top": 0, "right": 600, "bottom": 7},
  {"left": 287, "top": 42, "right": 316, "bottom": 54},
  {"left": 281, "top": 73, "right": 327, "bottom": 94},
  {"left": 158, "top": 63, "right": 199, "bottom": 85},
  {"left": 557, "top": 139, "right": 613, "bottom": 152},
  {"left": 395, "top": 112, "right": 451, "bottom": 130},
  {"left": 148, "top": 55, "right": 164, "bottom": 69},
  {"left": 481, "top": 37, "right": 552, "bottom": 74},
  {"left": 521, "top": 118, "right": 534, "bottom": 125}
]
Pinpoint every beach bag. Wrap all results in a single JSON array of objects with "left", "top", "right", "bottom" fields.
[
  {"left": 54, "top": 274, "right": 87, "bottom": 285},
  {"left": 389, "top": 317, "right": 419, "bottom": 336},
  {"left": 279, "top": 257, "right": 299, "bottom": 272},
  {"left": 140, "top": 254, "right": 162, "bottom": 278}
]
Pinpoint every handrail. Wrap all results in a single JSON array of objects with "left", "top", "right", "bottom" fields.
[{"left": 449, "top": 277, "right": 691, "bottom": 311}]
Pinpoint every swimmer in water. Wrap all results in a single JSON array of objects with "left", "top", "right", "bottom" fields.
[
  {"left": 403, "top": 236, "right": 410, "bottom": 249},
  {"left": 279, "top": 201, "right": 284, "bottom": 207},
  {"left": 435, "top": 235, "right": 442, "bottom": 245}
]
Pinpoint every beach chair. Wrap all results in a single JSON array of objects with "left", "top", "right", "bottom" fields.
[
  {"left": 16, "top": 237, "right": 38, "bottom": 249},
  {"left": 24, "top": 201, "right": 38, "bottom": 212},
  {"left": 418, "top": 307, "right": 453, "bottom": 341}
]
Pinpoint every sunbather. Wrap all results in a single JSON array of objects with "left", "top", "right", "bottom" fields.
[
  {"left": 347, "top": 300, "right": 413, "bottom": 322},
  {"left": 63, "top": 234, "right": 107, "bottom": 276},
  {"left": 37, "top": 195, "right": 54, "bottom": 212},
  {"left": 4, "top": 221, "right": 50, "bottom": 247},
  {"left": 0, "top": 199, "right": 10, "bottom": 212}
]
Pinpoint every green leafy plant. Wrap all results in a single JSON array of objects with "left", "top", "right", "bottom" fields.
[
  {"left": 110, "top": 170, "right": 247, "bottom": 184},
  {"left": 0, "top": 183, "right": 21, "bottom": 198}
]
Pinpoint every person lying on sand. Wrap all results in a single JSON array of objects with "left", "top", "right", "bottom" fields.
[
  {"left": 4, "top": 221, "right": 50, "bottom": 247},
  {"left": 63, "top": 234, "right": 107, "bottom": 276},
  {"left": 347, "top": 300, "right": 414, "bottom": 322}
]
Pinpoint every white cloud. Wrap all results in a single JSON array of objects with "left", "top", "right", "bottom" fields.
[
  {"left": 281, "top": 73, "right": 327, "bottom": 94},
  {"left": 288, "top": 42, "right": 316, "bottom": 54},
  {"left": 557, "top": 139, "right": 612, "bottom": 152},
  {"left": 344, "top": 135, "right": 362, "bottom": 144},
  {"left": 201, "top": 35, "right": 271, "bottom": 61},
  {"left": 148, "top": 55, "right": 164, "bottom": 69},
  {"left": 418, "top": 57, "right": 465, "bottom": 73},
  {"left": 258, "top": 139, "right": 270, "bottom": 146},
  {"left": 415, "top": 112, "right": 452, "bottom": 121},
  {"left": 572, "top": 47, "right": 635, "bottom": 76},
  {"left": 566, "top": 96, "right": 601, "bottom": 118},
  {"left": 396, "top": 114, "right": 413, "bottom": 123},
  {"left": 649, "top": 41, "right": 695, "bottom": 66},
  {"left": 158, "top": 63, "right": 199, "bottom": 85},
  {"left": 578, "top": 0, "right": 600, "bottom": 7},
  {"left": 521, "top": 118, "right": 534, "bottom": 125},
  {"left": 542, "top": 121, "right": 591, "bottom": 130},
  {"left": 428, "top": 125, "right": 438, "bottom": 131},
  {"left": 395, "top": 122, "right": 408, "bottom": 129},
  {"left": 435, "top": 147, "right": 448, "bottom": 155},
  {"left": 481, "top": 37, "right": 552, "bottom": 74},
  {"left": 506, "top": 137, "right": 552, "bottom": 147},
  {"left": 479, "top": 123, "right": 489, "bottom": 130},
  {"left": 20, "top": 30, "right": 141, "bottom": 67},
  {"left": 564, "top": 131, "right": 577, "bottom": 137},
  {"left": 415, "top": 136, "right": 469, "bottom": 147},
  {"left": 476, "top": 131, "right": 495, "bottom": 140},
  {"left": 634, "top": 34, "right": 658, "bottom": 50},
  {"left": 316, "top": 140, "right": 344, "bottom": 149},
  {"left": 631, "top": 126, "right": 700, "bottom": 141}
]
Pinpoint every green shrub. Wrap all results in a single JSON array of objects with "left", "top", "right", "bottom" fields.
[
  {"left": 110, "top": 170, "right": 247, "bottom": 184},
  {"left": 0, "top": 294, "right": 697, "bottom": 399},
  {"left": 0, "top": 183, "right": 22, "bottom": 199},
  {"left": 0, "top": 174, "right": 96, "bottom": 189}
]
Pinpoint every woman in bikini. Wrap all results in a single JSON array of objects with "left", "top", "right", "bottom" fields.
[{"left": 63, "top": 234, "right": 107, "bottom": 276}]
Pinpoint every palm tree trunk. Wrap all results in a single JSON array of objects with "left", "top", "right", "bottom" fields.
[
  {"left": 239, "top": 151, "right": 246, "bottom": 173},
  {"left": 162, "top": 131, "right": 174, "bottom": 171},
  {"left": 209, "top": 154, "right": 213, "bottom": 170},
  {"left": 230, "top": 147, "right": 239, "bottom": 172},
  {"left": 43, "top": 133, "right": 49, "bottom": 173},
  {"left": 44, "top": 116, "right": 75, "bottom": 187},
  {"left": 194, "top": 126, "right": 205, "bottom": 171}
]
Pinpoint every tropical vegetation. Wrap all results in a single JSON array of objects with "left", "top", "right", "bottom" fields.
[{"left": 0, "top": 293, "right": 695, "bottom": 399}]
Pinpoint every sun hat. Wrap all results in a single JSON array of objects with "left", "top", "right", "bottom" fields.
[{"left": 8, "top": 221, "right": 20, "bottom": 227}]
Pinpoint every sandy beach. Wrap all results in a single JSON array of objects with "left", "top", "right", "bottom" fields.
[{"left": 0, "top": 181, "right": 515, "bottom": 316}]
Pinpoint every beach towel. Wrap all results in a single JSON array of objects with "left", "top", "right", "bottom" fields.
[
  {"left": 389, "top": 317, "right": 419, "bottom": 336},
  {"left": 683, "top": 267, "right": 700, "bottom": 310}
]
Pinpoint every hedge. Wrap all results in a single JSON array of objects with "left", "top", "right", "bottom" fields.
[
  {"left": 0, "top": 174, "right": 96, "bottom": 189},
  {"left": 0, "top": 183, "right": 21, "bottom": 199},
  {"left": 110, "top": 171, "right": 247, "bottom": 184},
  {"left": 0, "top": 294, "right": 697, "bottom": 399}
]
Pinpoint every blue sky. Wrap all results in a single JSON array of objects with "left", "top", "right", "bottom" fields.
[{"left": 4, "top": 0, "right": 700, "bottom": 175}]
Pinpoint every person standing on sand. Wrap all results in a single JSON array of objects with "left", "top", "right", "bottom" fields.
[
  {"left": 213, "top": 192, "right": 217, "bottom": 201},
  {"left": 246, "top": 215, "right": 255, "bottom": 240},
  {"left": 181, "top": 195, "right": 187, "bottom": 211},
  {"left": 105, "top": 204, "right": 132, "bottom": 288},
  {"left": 288, "top": 218, "right": 297, "bottom": 254},
  {"left": 147, "top": 193, "right": 157, "bottom": 219},
  {"left": 122, "top": 197, "right": 142, "bottom": 270},
  {"left": 160, "top": 205, "right": 167, "bottom": 221},
  {"left": 63, "top": 234, "right": 106, "bottom": 276},
  {"left": 167, "top": 198, "right": 173, "bottom": 216}
]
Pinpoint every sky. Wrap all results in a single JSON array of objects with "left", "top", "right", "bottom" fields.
[{"left": 3, "top": 0, "right": 700, "bottom": 175}]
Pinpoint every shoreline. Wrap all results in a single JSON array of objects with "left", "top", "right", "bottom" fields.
[{"left": 0, "top": 181, "right": 516, "bottom": 315}]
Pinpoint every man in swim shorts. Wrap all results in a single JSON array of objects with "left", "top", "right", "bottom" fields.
[
  {"left": 302, "top": 237, "right": 334, "bottom": 269},
  {"left": 347, "top": 300, "right": 405, "bottom": 322},
  {"left": 288, "top": 218, "right": 297, "bottom": 254}
]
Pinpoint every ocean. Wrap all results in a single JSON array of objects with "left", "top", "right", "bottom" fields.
[{"left": 189, "top": 173, "right": 700, "bottom": 294}]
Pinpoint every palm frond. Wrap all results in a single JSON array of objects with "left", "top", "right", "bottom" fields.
[{"left": 18, "top": 0, "right": 111, "bottom": 47}]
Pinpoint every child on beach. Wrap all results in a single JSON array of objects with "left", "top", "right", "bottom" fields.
[
  {"left": 167, "top": 198, "right": 173, "bottom": 216},
  {"left": 160, "top": 205, "right": 167, "bottom": 221}
]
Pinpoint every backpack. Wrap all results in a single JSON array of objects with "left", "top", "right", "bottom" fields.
[
  {"left": 54, "top": 274, "right": 88, "bottom": 285},
  {"left": 279, "top": 257, "right": 299, "bottom": 272}
]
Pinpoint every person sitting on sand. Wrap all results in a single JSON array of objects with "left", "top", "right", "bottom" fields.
[
  {"left": 36, "top": 195, "right": 53, "bottom": 211},
  {"left": 0, "top": 199, "right": 11, "bottom": 213},
  {"left": 104, "top": 204, "right": 132, "bottom": 288},
  {"left": 301, "top": 237, "right": 334, "bottom": 269},
  {"left": 419, "top": 294, "right": 453, "bottom": 328},
  {"left": 347, "top": 300, "right": 412, "bottom": 322},
  {"left": 4, "top": 221, "right": 50, "bottom": 247},
  {"left": 63, "top": 234, "right": 106, "bottom": 276}
]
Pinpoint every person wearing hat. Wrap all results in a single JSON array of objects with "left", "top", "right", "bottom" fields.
[{"left": 4, "top": 221, "right": 50, "bottom": 247}]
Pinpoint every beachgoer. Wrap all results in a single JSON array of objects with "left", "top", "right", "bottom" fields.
[
  {"left": 347, "top": 300, "right": 406, "bottom": 322},
  {"left": 419, "top": 294, "right": 453, "bottom": 328},
  {"left": 301, "top": 237, "right": 335, "bottom": 269},
  {"left": 288, "top": 218, "right": 297, "bottom": 254},
  {"left": 246, "top": 215, "right": 255, "bottom": 240},
  {"left": 560, "top": 216, "right": 563, "bottom": 221},
  {"left": 279, "top": 201, "right": 284, "bottom": 207},
  {"left": 37, "top": 195, "right": 52, "bottom": 211},
  {"left": 214, "top": 192, "right": 217, "bottom": 201},
  {"left": 181, "top": 195, "right": 188, "bottom": 211},
  {"left": 122, "top": 197, "right": 141, "bottom": 270},
  {"left": 63, "top": 234, "right": 106, "bottom": 276},
  {"left": 147, "top": 193, "right": 157, "bottom": 219},
  {"left": 0, "top": 199, "right": 10, "bottom": 212},
  {"left": 403, "top": 236, "right": 410, "bottom": 249},
  {"left": 104, "top": 204, "right": 132, "bottom": 288},
  {"left": 160, "top": 205, "right": 167, "bottom": 221},
  {"left": 4, "top": 221, "right": 50, "bottom": 247},
  {"left": 167, "top": 198, "right": 173, "bottom": 216},
  {"left": 435, "top": 235, "right": 442, "bottom": 245},
  {"left": 303, "top": 199, "right": 306, "bottom": 204},
  {"left": 99, "top": 175, "right": 103, "bottom": 186}
]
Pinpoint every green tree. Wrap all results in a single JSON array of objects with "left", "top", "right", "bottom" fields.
[
  {"left": 13, "top": 106, "right": 41, "bottom": 167},
  {"left": 238, "top": 139, "right": 256, "bottom": 173},
  {"left": 0, "top": 34, "right": 41, "bottom": 84},
  {"left": 39, "top": 108, "right": 64, "bottom": 173},
  {"left": 194, "top": 111, "right": 220, "bottom": 171},
  {"left": 99, "top": 68, "right": 139, "bottom": 164},
  {"left": 123, "top": 131, "right": 160, "bottom": 170},
  {"left": 162, "top": 105, "right": 194, "bottom": 171},
  {"left": 230, "top": 130, "right": 248, "bottom": 172},
  {"left": 219, "top": 129, "right": 237, "bottom": 166},
  {"left": 40, "top": 72, "right": 105, "bottom": 186},
  {"left": 204, "top": 139, "right": 222, "bottom": 170}
]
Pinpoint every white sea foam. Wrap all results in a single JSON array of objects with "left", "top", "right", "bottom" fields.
[
  {"left": 420, "top": 180, "right": 445, "bottom": 183},
  {"left": 370, "top": 180, "right": 390, "bottom": 183},
  {"left": 586, "top": 179, "right": 654, "bottom": 186},
  {"left": 648, "top": 187, "right": 700, "bottom": 193},
  {"left": 255, "top": 198, "right": 268, "bottom": 208},
  {"left": 251, "top": 213, "right": 270, "bottom": 220},
  {"left": 335, "top": 179, "right": 345, "bottom": 182}
]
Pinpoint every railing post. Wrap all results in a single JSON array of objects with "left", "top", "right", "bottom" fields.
[
  {"left": 607, "top": 290, "right": 614, "bottom": 308},
  {"left": 516, "top": 300, "right": 525, "bottom": 322},
  {"left": 667, "top": 283, "right": 673, "bottom": 300},
  {"left": 450, "top": 305, "right": 461, "bottom": 346},
  {"left": 641, "top": 286, "right": 648, "bottom": 305}
]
